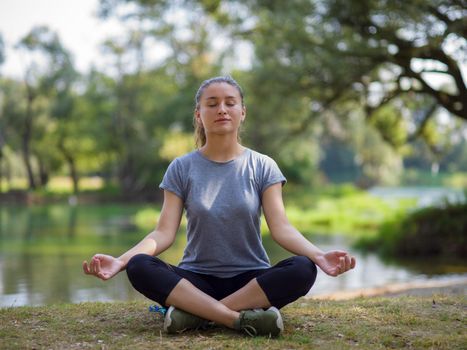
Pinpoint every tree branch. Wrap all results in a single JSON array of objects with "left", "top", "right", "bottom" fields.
[
  {"left": 288, "top": 87, "right": 348, "bottom": 137},
  {"left": 426, "top": 4, "right": 467, "bottom": 38},
  {"left": 365, "top": 83, "right": 405, "bottom": 118},
  {"left": 346, "top": 13, "right": 466, "bottom": 118},
  {"left": 407, "top": 103, "right": 438, "bottom": 143},
  {"left": 417, "top": 69, "right": 452, "bottom": 75},
  {"left": 401, "top": 65, "right": 466, "bottom": 120},
  {"left": 412, "top": 44, "right": 466, "bottom": 96}
]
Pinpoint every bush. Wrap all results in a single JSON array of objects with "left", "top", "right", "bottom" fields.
[{"left": 358, "top": 200, "right": 467, "bottom": 258}]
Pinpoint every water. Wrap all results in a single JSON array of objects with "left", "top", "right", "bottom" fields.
[
  {"left": 0, "top": 199, "right": 465, "bottom": 307},
  {"left": 368, "top": 186, "right": 465, "bottom": 207}
]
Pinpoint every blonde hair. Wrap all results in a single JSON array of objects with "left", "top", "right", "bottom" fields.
[{"left": 193, "top": 76, "right": 244, "bottom": 148}]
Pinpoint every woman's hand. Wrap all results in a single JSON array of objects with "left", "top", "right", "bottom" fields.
[
  {"left": 315, "top": 250, "right": 356, "bottom": 277},
  {"left": 82, "top": 254, "right": 125, "bottom": 281}
]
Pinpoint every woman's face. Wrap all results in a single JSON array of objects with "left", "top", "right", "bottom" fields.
[{"left": 195, "top": 82, "right": 245, "bottom": 138}]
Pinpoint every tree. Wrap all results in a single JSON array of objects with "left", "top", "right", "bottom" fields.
[
  {"left": 0, "top": 34, "right": 4, "bottom": 65},
  {"left": 14, "top": 26, "right": 78, "bottom": 189},
  {"left": 96, "top": 0, "right": 227, "bottom": 195},
  {"left": 97, "top": 32, "right": 170, "bottom": 195},
  {"left": 0, "top": 78, "right": 24, "bottom": 191},
  {"left": 320, "top": 0, "right": 466, "bottom": 145},
  {"left": 98, "top": 0, "right": 465, "bottom": 187},
  {"left": 192, "top": 0, "right": 464, "bottom": 184},
  {"left": 227, "top": 0, "right": 466, "bottom": 145},
  {"left": 0, "top": 33, "right": 6, "bottom": 190},
  {"left": 43, "top": 38, "right": 80, "bottom": 193}
]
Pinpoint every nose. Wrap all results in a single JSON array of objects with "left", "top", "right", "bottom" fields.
[{"left": 217, "top": 102, "right": 227, "bottom": 115}]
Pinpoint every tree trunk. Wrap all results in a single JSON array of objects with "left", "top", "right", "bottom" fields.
[
  {"left": 22, "top": 133, "right": 36, "bottom": 190},
  {"left": 0, "top": 152, "right": 3, "bottom": 193},
  {"left": 58, "top": 138, "right": 79, "bottom": 194},
  {"left": 37, "top": 156, "right": 49, "bottom": 187},
  {"left": 0, "top": 132, "right": 5, "bottom": 193},
  {"left": 119, "top": 157, "right": 136, "bottom": 197},
  {"left": 69, "top": 157, "right": 79, "bottom": 195},
  {"left": 23, "top": 85, "right": 36, "bottom": 190}
]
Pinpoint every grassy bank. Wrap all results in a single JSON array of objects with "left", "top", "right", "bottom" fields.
[
  {"left": 357, "top": 193, "right": 467, "bottom": 259},
  {"left": 1, "top": 177, "right": 420, "bottom": 241},
  {"left": 132, "top": 184, "right": 416, "bottom": 239},
  {"left": 1, "top": 295, "right": 465, "bottom": 349}
]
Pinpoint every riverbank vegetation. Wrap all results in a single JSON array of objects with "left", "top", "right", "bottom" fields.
[
  {"left": 358, "top": 198, "right": 467, "bottom": 259},
  {"left": 1, "top": 295, "right": 465, "bottom": 349},
  {"left": 129, "top": 183, "right": 417, "bottom": 238}
]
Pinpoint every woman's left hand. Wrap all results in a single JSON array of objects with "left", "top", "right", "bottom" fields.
[{"left": 315, "top": 250, "right": 356, "bottom": 277}]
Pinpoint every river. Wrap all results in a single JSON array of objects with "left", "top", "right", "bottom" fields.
[{"left": 1, "top": 188, "right": 465, "bottom": 307}]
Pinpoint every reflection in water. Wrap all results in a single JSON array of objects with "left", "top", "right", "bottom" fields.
[
  {"left": 67, "top": 205, "right": 78, "bottom": 238},
  {"left": 0, "top": 203, "right": 465, "bottom": 307}
]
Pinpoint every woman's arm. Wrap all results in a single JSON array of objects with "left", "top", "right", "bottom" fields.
[
  {"left": 262, "top": 183, "right": 356, "bottom": 276},
  {"left": 118, "top": 190, "right": 183, "bottom": 264},
  {"left": 82, "top": 190, "right": 183, "bottom": 280}
]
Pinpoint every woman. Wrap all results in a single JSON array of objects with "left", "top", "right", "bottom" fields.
[{"left": 83, "top": 76, "right": 356, "bottom": 337}]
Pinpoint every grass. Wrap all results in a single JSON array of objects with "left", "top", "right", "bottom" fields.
[
  {"left": 0, "top": 176, "right": 105, "bottom": 194},
  {"left": 4, "top": 171, "right": 467, "bottom": 194},
  {"left": 130, "top": 183, "right": 417, "bottom": 239},
  {"left": 1, "top": 295, "right": 465, "bottom": 349},
  {"left": 279, "top": 184, "right": 416, "bottom": 238}
]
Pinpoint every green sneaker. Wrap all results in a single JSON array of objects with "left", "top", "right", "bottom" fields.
[
  {"left": 163, "top": 306, "right": 210, "bottom": 334},
  {"left": 234, "top": 307, "right": 284, "bottom": 337}
]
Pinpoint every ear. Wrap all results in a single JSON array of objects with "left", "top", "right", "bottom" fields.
[
  {"left": 241, "top": 106, "right": 246, "bottom": 123},
  {"left": 195, "top": 110, "right": 203, "bottom": 125}
]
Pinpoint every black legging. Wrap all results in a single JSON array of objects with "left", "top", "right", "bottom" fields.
[{"left": 126, "top": 254, "right": 317, "bottom": 309}]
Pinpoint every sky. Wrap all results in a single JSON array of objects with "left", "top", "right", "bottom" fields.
[{"left": 0, "top": 0, "right": 121, "bottom": 78}]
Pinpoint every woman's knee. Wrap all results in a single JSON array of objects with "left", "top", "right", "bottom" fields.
[
  {"left": 127, "top": 253, "right": 151, "bottom": 270},
  {"left": 126, "top": 254, "right": 161, "bottom": 281},
  {"left": 125, "top": 254, "right": 181, "bottom": 305},
  {"left": 289, "top": 256, "right": 317, "bottom": 292},
  {"left": 258, "top": 256, "right": 318, "bottom": 308}
]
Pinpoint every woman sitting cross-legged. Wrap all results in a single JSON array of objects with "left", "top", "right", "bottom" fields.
[{"left": 83, "top": 76, "right": 356, "bottom": 337}]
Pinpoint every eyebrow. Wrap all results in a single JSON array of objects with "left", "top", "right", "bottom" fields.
[{"left": 205, "top": 96, "right": 237, "bottom": 100}]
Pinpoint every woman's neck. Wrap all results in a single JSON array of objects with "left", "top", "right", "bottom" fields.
[{"left": 200, "top": 137, "right": 244, "bottom": 162}]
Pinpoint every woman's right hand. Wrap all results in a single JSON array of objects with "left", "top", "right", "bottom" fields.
[{"left": 82, "top": 254, "right": 125, "bottom": 281}]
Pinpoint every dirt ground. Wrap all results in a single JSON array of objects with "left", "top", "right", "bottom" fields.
[
  {"left": 308, "top": 277, "right": 467, "bottom": 301},
  {"left": 380, "top": 282, "right": 466, "bottom": 298}
]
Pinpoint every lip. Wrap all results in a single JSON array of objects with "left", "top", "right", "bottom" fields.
[{"left": 214, "top": 118, "right": 231, "bottom": 123}]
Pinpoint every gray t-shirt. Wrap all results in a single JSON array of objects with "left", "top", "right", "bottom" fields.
[{"left": 159, "top": 148, "right": 286, "bottom": 277}]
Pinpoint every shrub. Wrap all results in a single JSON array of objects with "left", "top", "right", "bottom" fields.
[{"left": 358, "top": 200, "right": 467, "bottom": 258}]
